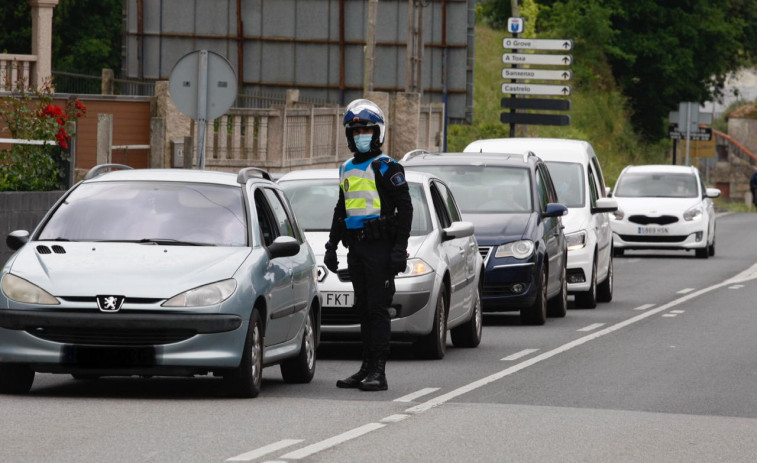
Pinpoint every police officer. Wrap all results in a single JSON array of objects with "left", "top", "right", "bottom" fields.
[{"left": 324, "top": 99, "right": 412, "bottom": 392}]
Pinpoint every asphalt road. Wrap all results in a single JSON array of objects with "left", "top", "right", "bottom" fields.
[{"left": 2, "top": 212, "right": 757, "bottom": 462}]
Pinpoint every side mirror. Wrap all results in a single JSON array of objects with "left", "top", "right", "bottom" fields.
[
  {"left": 592, "top": 197, "right": 618, "bottom": 214},
  {"left": 706, "top": 188, "right": 721, "bottom": 199},
  {"left": 6, "top": 230, "right": 30, "bottom": 251},
  {"left": 442, "top": 221, "right": 474, "bottom": 242},
  {"left": 268, "top": 236, "right": 300, "bottom": 258},
  {"left": 544, "top": 203, "right": 568, "bottom": 218}
]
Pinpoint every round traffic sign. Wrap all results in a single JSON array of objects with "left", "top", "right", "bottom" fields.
[{"left": 168, "top": 50, "right": 237, "bottom": 120}]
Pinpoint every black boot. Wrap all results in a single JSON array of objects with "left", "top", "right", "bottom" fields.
[
  {"left": 336, "top": 360, "right": 371, "bottom": 388},
  {"left": 358, "top": 356, "right": 387, "bottom": 391}
]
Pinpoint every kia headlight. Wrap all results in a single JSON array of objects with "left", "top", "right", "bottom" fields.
[
  {"left": 395, "top": 258, "right": 433, "bottom": 279},
  {"left": 495, "top": 240, "right": 534, "bottom": 260},
  {"left": 163, "top": 279, "right": 237, "bottom": 307},
  {"left": 1, "top": 273, "right": 59, "bottom": 305},
  {"left": 565, "top": 230, "right": 587, "bottom": 251},
  {"left": 683, "top": 205, "right": 703, "bottom": 221}
]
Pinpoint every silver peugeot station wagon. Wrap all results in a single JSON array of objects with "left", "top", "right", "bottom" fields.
[{"left": 0, "top": 164, "right": 320, "bottom": 398}]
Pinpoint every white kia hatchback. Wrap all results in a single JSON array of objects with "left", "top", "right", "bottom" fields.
[
  {"left": 464, "top": 138, "right": 618, "bottom": 308},
  {"left": 609, "top": 164, "right": 720, "bottom": 258}
]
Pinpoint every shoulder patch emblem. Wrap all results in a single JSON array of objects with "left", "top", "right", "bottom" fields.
[{"left": 390, "top": 172, "right": 406, "bottom": 186}]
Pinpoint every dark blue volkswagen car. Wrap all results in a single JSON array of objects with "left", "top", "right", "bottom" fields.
[{"left": 402, "top": 151, "right": 568, "bottom": 325}]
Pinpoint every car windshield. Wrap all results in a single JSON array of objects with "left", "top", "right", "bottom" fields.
[
  {"left": 279, "top": 178, "right": 432, "bottom": 235},
  {"left": 404, "top": 165, "right": 532, "bottom": 213},
  {"left": 614, "top": 172, "right": 698, "bottom": 198},
  {"left": 38, "top": 181, "right": 247, "bottom": 246},
  {"left": 544, "top": 161, "right": 584, "bottom": 207}
]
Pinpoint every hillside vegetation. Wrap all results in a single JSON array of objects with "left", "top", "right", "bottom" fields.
[{"left": 448, "top": 22, "right": 669, "bottom": 187}]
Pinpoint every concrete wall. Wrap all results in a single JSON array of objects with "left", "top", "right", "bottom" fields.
[{"left": 0, "top": 190, "right": 64, "bottom": 267}]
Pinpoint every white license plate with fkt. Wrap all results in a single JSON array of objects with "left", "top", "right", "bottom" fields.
[
  {"left": 637, "top": 226, "right": 669, "bottom": 235},
  {"left": 323, "top": 292, "right": 354, "bottom": 308}
]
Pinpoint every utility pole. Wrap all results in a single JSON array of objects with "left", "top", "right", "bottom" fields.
[
  {"left": 406, "top": 0, "right": 423, "bottom": 93},
  {"left": 509, "top": 0, "right": 520, "bottom": 138},
  {"left": 363, "top": 0, "right": 378, "bottom": 93}
]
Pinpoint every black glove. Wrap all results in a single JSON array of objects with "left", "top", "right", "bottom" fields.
[
  {"left": 324, "top": 249, "right": 339, "bottom": 273},
  {"left": 390, "top": 247, "right": 408, "bottom": 275}
]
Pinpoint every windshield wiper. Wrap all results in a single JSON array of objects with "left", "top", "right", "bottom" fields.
[{"left": 137, "top": 238, "right": 213, "bottom": 246}]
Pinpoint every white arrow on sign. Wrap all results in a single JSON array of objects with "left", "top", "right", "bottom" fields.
[
  {"left": 503, "top": 38, "right": 573, "bottom": 51},
  {"left": 502, "top": 83, "right": 572, "bottom": 96},
  {"left": 503, "top": 53, "right": 572, "bottom": 66},
  {"left": 502, "top": 68, "right": 572, "bottom": 81}
]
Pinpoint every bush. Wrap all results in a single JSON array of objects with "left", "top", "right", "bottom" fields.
[{"left": 0, "top": 80, "right": 87, "bottom": 191}]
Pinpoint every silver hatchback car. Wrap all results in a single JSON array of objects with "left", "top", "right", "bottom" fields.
[
  {"left": 0, "top": 165, "right": 320, "bottom": 397},
  {"left": 278, "top": 169, "right": 483, "bottom": 359}
]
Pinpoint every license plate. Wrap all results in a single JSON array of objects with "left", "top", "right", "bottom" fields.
[
  {"left": 62, "top": 345, "right": 156, "bottom": 367},
  {"left": 637, "top": 226, "right": 669, "bottom": 235},
  {"left": 323, "top": 291, "right": 354, "bottom": 308}
]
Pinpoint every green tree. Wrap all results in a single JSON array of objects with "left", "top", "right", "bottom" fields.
[{"left": 0, "top": 0, "right": 121, "bottom": 75}]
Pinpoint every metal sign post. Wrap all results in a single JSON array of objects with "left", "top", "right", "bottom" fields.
[{"left": 169, "top": 50, "right": 237, "bottom": 169}]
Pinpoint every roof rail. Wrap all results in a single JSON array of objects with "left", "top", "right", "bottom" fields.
[
  {"left": 83, "top": 164, "right": 134, "bottom": 180},
  {"left": 401, "top": 149, "right": 433, "bottom": 161},
  {"left": 237, "top": 167, "right": 272, "bottom": 184}
]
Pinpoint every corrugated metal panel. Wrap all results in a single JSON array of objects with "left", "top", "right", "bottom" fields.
[{"left": 123, "top": 0, "right": 474, "bottom": 123}]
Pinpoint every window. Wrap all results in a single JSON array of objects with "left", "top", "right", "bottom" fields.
[
  {"left": 430, "top": 183, "right": 452, "bottom": 228},
  {"left": 263, "top": 188, "right": 296, "bottom": 239},
  {"left": 435, "top": 181, "right": 462, "bottom": 223}
]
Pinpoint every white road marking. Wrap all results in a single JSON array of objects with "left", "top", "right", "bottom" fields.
[
  {"left": 670, "top": 310, "right": 685, "bottom": 314},
  {"left": 405, "top": 265, "right": 755, "bottom": 414},
  {"left": 677, "top": 288, "right": 695, "bottom": 294},
  {"left": 280, "top": 423, "right": 385, "bottom": 460},
  {"left": 728, "top": 285, "right": 744, "bottom": 289},
  {"left": 662, "top": 314, "right": 677, "bottom": 317},
  {"left": 226, "top": 439, "right": 304, "bottom": 462},
  {"left": 577, "top": 323, "right": 605, "bottom": 332},
  {"left": 394, "top": 387, "right": 440, "bottom": 403},
  {"left": 501, "top": 348, "right": 539, "bottom": 361},
  {"left": 634, "top": 303, "right": 655, "bottom": 311},
  {"left": 381, "top": 414, "right": 410, "bottom": 423}
]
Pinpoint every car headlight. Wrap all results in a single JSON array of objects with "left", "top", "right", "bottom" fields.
[
  {"left": 395, "top": 258, "right": 433, "bottom": 278},
  {"left": 612, "top": 209, "right": 624, "bottom": 220},
  {"left": 1, "top": 273, "right": 59, "bottom": 305},
  {"left": 683, "top": 205, "right": 703, "bottom": 221},
  {"left": 495, "top": 240, "right": 534, "bottom": 260},
  {"left": 565, "top": 230, "right": 587, "bottom": 251},
  {"left": 162, "top": 279, "right": 237, "bottom": 307}
]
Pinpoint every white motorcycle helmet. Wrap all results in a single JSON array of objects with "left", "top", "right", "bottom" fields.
[{"left": 343, "top": 99, "right": 386, "bottom": 152}]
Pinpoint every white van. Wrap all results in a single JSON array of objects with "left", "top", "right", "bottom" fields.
[{"left": 464, "top": 138, "right": 617, "bottom": 308}]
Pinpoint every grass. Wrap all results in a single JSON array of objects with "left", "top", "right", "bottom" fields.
[{"left": 447, "top": 22, "right": 670, "bottom": 187}]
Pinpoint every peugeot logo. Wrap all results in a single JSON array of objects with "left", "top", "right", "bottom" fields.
[{"left": 97, "top": 295, "right": 125, "bottom": 313}]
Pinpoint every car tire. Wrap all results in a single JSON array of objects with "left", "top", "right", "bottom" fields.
[
  {"left": 224, "top": 309, "right": 263, "bottom": 398},
  {"left": 451, "top": 282, "right": 483, "bottom": 348},
  {"left": 521, "top": 265, "right": 547, "bottom": 325},
  {"left": 695, "top": 246, "right": 709, "bottom": 259},
  {"left": 0, "top": 363, "right": 35, "bottom": 394},
  {"left": 575, "top": 259, "right": 598, "bottom": 309},
  {"left": 414, "top": 286, "right": 448, "bottom": 359},
  {"left": 547, "top": 261, "right": 567, "bottom": 318},
  {"left": 597, "top": 253, "right": 613, "bottom": 303},
  {"left": 280, "top": 308, "right": 317, "bottom": 383},
  {"left": 708, "top": 235, "right": 716, "bottom": 257}
]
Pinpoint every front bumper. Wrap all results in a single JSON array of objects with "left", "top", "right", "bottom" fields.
[
  {"left": 481, "top": 261, "right": 537, "bottom": 311},
  {"left": 0, "top": 309, "right": 247, "bottom": 374},
  {"left": 612, "top": 224, "right": 708, "bottom": 250}
]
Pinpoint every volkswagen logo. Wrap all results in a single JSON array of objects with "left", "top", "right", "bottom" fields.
[{"left": 97, "top": 295, "right": 125, "bottom": 313}]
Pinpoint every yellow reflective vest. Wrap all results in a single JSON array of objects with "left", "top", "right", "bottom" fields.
[{"left": 339, "top": 154, "right": 390, "bottom": 229}]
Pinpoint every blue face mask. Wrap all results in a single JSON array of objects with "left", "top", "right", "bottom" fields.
[{"left": 354, "top": 134, "right": 372, "bottom": 153}]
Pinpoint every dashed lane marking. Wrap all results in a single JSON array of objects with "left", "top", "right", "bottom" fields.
[
  {"left": 634, "top": 304, "right": 655, "bottom": 311},
  {"left": 226, "top": 439, "right": 304, "bottom": 462},
  {"left": 677, "top": 288, "right": 696, "bottom": 294},
  {"left": 577, "top": 323, "right": 605, "bottom": 332},
  {"left": 394, "top": 387, "right": 440, "bottom": 403},
  {"left": 501, "top": 348, "right": 539, "bottom": 361},
  {"left": 279, "top": 423, "right": 385, "bottom": 460},
  {"left": 381, "top": 414, "right": 410, "bottom": 423}
]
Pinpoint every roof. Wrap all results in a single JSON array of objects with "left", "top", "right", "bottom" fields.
[
  {"left": 84, "top": 167, "right": 266, "bottom": 187},
  {"left": 464, "top": 138, "right": 593, "bottom": 161},
  {"left": 277, "top": 167, "right": 436, "bottom": 184},
  {"left": 401, "top": 151, "right": 536, "bottom": 167},
  {"left": 621, "top": 164, "right": 698, "bottom": 175}
]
